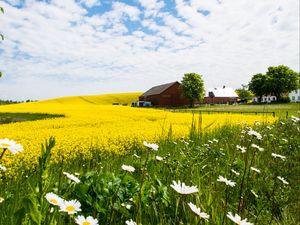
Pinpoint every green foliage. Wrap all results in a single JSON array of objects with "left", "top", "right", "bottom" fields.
[
  {"left": 181, "top": 73, "right": 205, "bottom": 107},
  {"left": 1, "top": 118, "right": 300, "bottom": 224},
  {"left": 249, "top": 65, "right": 299, "bottom": 102},
  {"left": 235, "top": 84, "right": 253, "bottom": 101},
  {"left": 266, "top": 65, "right": 300, "bottom": 100}
]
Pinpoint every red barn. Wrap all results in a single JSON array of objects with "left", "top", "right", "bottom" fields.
[
  {"left": 139, "top": 81, "right": 190, "bottom": 107},
  {"left": 204, "top": 86, "right": 238, "bottom": 104}
]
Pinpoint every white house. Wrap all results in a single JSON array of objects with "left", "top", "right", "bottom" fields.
[
  {"left": 252, "top": 95, "right": 277, "bottom": 103},
  {"left": 289, "top": 89, "right": 300, "bottom": 102}
]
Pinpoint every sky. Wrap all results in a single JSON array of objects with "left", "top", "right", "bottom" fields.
[{"left": 0, "top": 0, "right": 299, "bottom": 101}]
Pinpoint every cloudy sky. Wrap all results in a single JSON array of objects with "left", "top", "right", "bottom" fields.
[{"left": 0, "top": 0, "right": 299, "bottom": 100}]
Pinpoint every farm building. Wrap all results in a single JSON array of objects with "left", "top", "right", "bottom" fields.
[
  {"left": 289, "top": 89, "right": 300, "bottom": 102},
  {"left": 139, "top": 81, "right": 190, "bottom": 107},
  {"left": 204, "top": 86, "right": 238, "bottom": 104}
]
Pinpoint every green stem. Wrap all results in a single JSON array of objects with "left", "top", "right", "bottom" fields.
[{"left": 0, "top": 148, "right": 7, "bottom": 161}]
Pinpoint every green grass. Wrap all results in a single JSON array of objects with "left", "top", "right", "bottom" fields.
[
  {"left": 0, "top": 117, "right": 299, "bottom": 225},
  {"left": 0, "top": 112, "right": 64, "bottom": 124},
  {"left": 173, "top": 103, "right": 300, "bottom": 119}
]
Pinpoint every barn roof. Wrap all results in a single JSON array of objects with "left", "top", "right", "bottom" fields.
[
  {"left": 207, "top": 86, "right": 238, "bottom": 98},
  {"left": 141, "top": 81, "right": 179, "bottom": 97}
]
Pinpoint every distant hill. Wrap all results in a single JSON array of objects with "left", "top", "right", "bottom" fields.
[{"left": 39, "top": 92, "right": 142, "bottom": 105}]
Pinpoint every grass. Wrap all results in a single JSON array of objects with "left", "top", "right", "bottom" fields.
[
  {"left": 0, "top": 116, "right": 299, "bottom": 225},
  {"left": 0, "top": 112, "right": 64, "bottom": 124},
  {"left": 172, "top": 103, "right": 300, "bottom": 119}
]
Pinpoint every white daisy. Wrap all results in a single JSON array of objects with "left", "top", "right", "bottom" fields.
[
  {"left": 247, "top": 129, "right": 262, "bottom": 140},
  {"left": 217, "top": 176, "right": 236, "bottom": 187},
  {"left": 291, "top": 116, "right": 300, "bottom": 122},
  {"left": 236, "top": 145, "right": 246, "bottom": 153},
  {"left": 271, "top": 153, "right": 286, "bottom": 160},
  {"left": 187, "top": 202, "right": 210, "bottom": 220},
  {"left": 231, "top": 169, "right": 240, "bottom": 176},
  {"left": 75, "top": 215, "right": 98, "bottom": 225},
  {"left": 121, "top": 165, "right": 135, "bottom": 173},
  {"left": 250, "top": 167, "right": 261, "bottom": 173},
  {"left": 143, "top": 141, "right": 159, "bottom": 151},
  {"left": 170, "top": 180, "right": 198, "bottom": 194},
  {"left": 155, "top": 155, "right": 163, "bottom": 161},
  {"left": 125, "top": 219, "right": 137, "bottom": 225},
  {"left": 63, "top": 172, "right": 80, "bottom": 183},
  {"left": 45, "top": 192, "right": 64, "bottom": 206},
  {"left": 277, "top": 176, "right": 289, "bottom": 185},
  {"left": 0, "top": 197, "right": 4, "bottom": 203},
  {"left": 0, "top": 164, "right": 7, "bottom": 171},
  {"left": 0, "top": 138, "right": 23, "bottom": 154},
  {"left": 60, "top": 199, "right": 81, "bottom": 215},
  {"left": 227, "top": 212, "right": 253, "bottom": 225},
  {"left": 251, "top": 190, "right": 258, "bottom": 198},
  {"left": 133, "top": 154, "right": 140, "bottom": 158},
  {"left": 251, "top": 144, "right": 264, "bottom": 151}
]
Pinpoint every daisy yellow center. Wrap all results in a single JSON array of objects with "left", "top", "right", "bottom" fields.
[
  {"left": 66, "top": 205, "right": 75, "bottom": 212},
  {"left": 82, "top": 222, "right": 91, "bottom": 225},
  {"left": 50, "top": 199, "right": 58, "bottom": 205}
]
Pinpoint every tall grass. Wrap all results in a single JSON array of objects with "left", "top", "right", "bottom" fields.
[{"left": 0, "top": 117, "right": 299, "bottom": 224}]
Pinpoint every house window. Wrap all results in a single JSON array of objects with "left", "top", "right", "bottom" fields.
[
  {"left": 292, "top": 96, "right": 295, "bottom": 100},
  {"left": 298, "top": 96, "right": 300, "bottom": 100}
]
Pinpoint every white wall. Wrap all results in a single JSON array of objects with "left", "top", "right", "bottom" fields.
[{"left": 289, "top": 89, "right": 300, "bottom": 102}]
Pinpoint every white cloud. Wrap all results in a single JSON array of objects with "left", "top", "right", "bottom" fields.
[
  {"left": 0, "top": 0, "right": 299, "bottom": 100},
  {"left": 80, "top": 0, "right": 101, "bottom": 8}
]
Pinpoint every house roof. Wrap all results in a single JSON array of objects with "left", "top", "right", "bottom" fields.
[
  {"left": 141, "top": 81, "right": 179, "bottom": 97},
  {"left": 206, "top": 86, "right": 238, "bottom": 98}
]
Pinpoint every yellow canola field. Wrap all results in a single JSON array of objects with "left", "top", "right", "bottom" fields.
[{"left": 0, "top": 93, "right": 276, "bottom": 173}]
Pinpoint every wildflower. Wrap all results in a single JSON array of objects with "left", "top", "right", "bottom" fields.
[
  {"left": 227, "top": 212, "right": 253, "bottom": 225},
  {"left": 125, "top": 219, "right": 137, "bottom": 225},
  {"left": 236, "top": 145, "right": 246, "bottom": 153},
  {"left": 247, "top": 129, "right": 262, "bottom": 140},
  {"left": 291, "top": 116, "right": 300, "bottom": 122},
  {"left": 0, "top": 138, "right": 23, "bottom": 154},
  {"left": 250, "top": 167, "right": 261, "bottom": 173},
  {"left": 213, "top": 138, "right": 219, "bottom": 143},
  {"left": 155, "top": 155, "right": 163, "bottom": 161},
  {"left": 271, "top": 153, "right": 286, "bottom": 160},
  {"left": 0, "top": 164, "right": 7, "bottom": 171},
  {"left": 187, "top": 202, "right": 210, "bottom": 220},
  {"left": 121, "top": 165, "right": 135, "bottom": 173},
  {"left": 208, "top": 140, "right": 213, "bottom": 144},
  {"left": 121, "top": 203, "right": 132, "bottom": 209},
  {"left": 133, "top": 154, "right": 140, "bottom": 158},
  {"left": 60, "top": 199, "right": 81, "bottom": 214},
  {"left": 63, "top": 172, "right": 80, "bottom": 183},
  {"left": 202, "top": 165, "right": 207, "bottom": 170},
  {"left": 75, "top": 215, "right": 98, "bottom": 225},
  {"left": 170, "top": 180, "right": 198, "bottom": 194},
  {"left": 251, "top": 190, "right": 258, "bottom": 198},
  {"left": 282, "top": 138, "right": 288, "bottom": 143},
  {"left": 280, "top": 121, "right": 285, "bottom": 125},
  {"left": 255, "top": 121, "right": 260, "bottom": 126},
  {"left": 251, "top": 144, "right": 264, "bottom": 151},
  {"left": 143, "top": 141, "right": 159, "bottom": 151},
  {"left": 277, "top": 176, "right": 289, "bottom": 185},
  {"left": 266, "top": 126, "right": 272, "bottom": 130},
  {"left": 0, "top": 197, "right": 4, "bottom": 203},
  {"left": 45, "top": 192, "right": 64, "bottom": 206},
  {"left": 217, "top": 176, "right": 236, "bottom": 187},
  {"left": 231, "top": 169, "right": 240, "bottom": 176}
]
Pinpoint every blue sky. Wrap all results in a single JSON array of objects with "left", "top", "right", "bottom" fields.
[{"left": 0, "top": 0, "right": 299, "bottom": 100}]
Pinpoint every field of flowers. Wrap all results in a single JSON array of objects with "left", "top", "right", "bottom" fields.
[{"left": 0, "top": 93, "right": 276, "bottom": 176}]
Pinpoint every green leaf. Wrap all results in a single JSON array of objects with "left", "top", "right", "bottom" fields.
[
  {"left": 0, "top": 7, "right": 4, "bottom": 14},
  {"left": 14, "top": 207, "right": 26, "bottom": 225},
  {"left": 0, "top": 34, "right": 4, "bottom": 41}
]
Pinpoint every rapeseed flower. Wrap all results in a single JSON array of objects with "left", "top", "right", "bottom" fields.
[{"left": 170, "top": 180, "right": 198, "bottom": 194}]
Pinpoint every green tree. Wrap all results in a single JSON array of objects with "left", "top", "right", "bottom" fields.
[
  {"left": 266, "top": 65, "right": 299, "bottom": 101},
  {"left": 235, "top": 84, "right": 253, "bottom": 102},
  {"left": 248, "top": 73, "right": 270, "bottom": 103},
  {"left": 181, "top": 73, "right": 205, "bottom": 107}
]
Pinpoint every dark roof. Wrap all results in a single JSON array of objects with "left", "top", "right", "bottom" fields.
[{"left": 141, "top": 81, "right": 179, "bottom": 97}]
